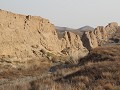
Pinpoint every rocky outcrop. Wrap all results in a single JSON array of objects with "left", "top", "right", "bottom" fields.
[
  {"left": 56, "top": 22, "right": 119, "bottom": 52},
  {"left": 61, "top": 31, "right": 88, "bottom": 60},
  {"left": 81, "top": 22, "right": 119, "bottom": 50},
  {"left": 0, "top": 10, "right": 88, "bottom": 61},
  {"left": 105, "top": 22, "right": 118, "bottom": 37},
  {"left": 94, "top": 22, "right": 118, "bottom": 45},
  {"left": 81, "top": 31, "right": 98, "bottom": 50},
  {"left": 94, "top": 26, "right": 108, "bottom": 45}
]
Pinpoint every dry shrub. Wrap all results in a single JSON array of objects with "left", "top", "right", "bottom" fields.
[{"left": 103, "top": 83, "right": 113, "bottom": 90}]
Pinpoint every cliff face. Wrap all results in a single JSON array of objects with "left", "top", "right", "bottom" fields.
[
  {"left": 0, "top": 9, "right": 119, "bottom": 61},
  {"left": 0, "top": 10, "right": 62, "bottom": 58},
  {"left": 0, "top": 10, "right": 88, "bottom": 60}
]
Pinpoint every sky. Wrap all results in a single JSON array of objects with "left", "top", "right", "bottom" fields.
[{"left": 0, "top": 0, "right": 120, "bottom": 28}]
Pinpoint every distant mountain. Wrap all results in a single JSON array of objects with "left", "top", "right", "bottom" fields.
[
  {"left": 55, "top": 26, "right": 82, "bottom": 38},
  {"left": 55, "top": 26, "right": 94, "bottom": 38},
  {"left": 78, "top": 26, "right": 94, "bottom": 31},
  {"left": 55, "top": 26, "right": 94, "bottom": 32},
  {"left": 55, "top": 26, "right": 75, "bottom": 31}
]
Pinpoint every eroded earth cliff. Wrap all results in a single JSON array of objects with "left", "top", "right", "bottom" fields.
[{"left": 0, "top": 10, "right": 88, "bottom": 63}]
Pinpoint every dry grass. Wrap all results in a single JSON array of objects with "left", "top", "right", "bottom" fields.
[
  {"left": 0, "top": 45, "right": 120, "bottom": 90},
  {"left": 53, "top": 45, "right": 120, "bottom": 90}
]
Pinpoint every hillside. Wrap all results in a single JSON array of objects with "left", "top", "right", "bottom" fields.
[
  {"left": 0, "top": 9, "right": 120, "bottom": 90},
  {"left": 54, "top": 45, "right": 120, "bottom": 90},
  {"left": 1, "top": 45, "right": 119, "bottom": 90}
]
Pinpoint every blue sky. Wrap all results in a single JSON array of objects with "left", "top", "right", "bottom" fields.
[{"left": 0, "top": 0, "right": 120, "bottom": 28}]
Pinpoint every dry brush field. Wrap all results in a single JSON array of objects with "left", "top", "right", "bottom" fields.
[{"left": 0, "top": 45, "right": 120, "bottom": 90}]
